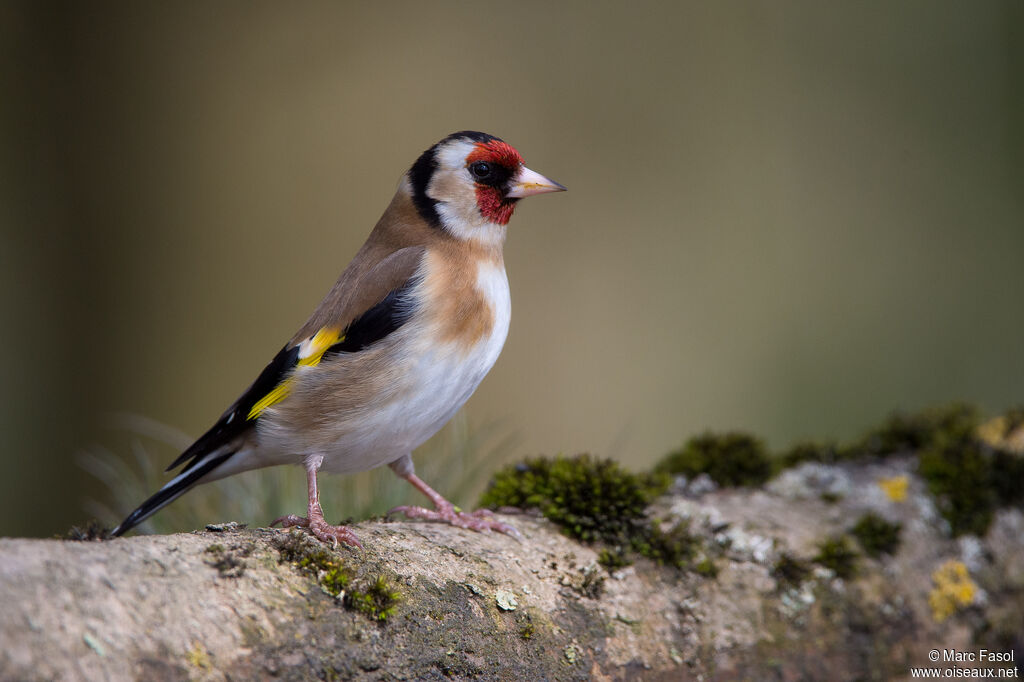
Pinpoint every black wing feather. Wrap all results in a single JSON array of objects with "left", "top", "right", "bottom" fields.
[
  {"left": 164, "top": 274, "right": 420, "bottom": 473},
  {"left": 322, "top": 276, "right": 419, "bottom": 358},
  {"left": 111, "top": 266, "right": 423, "bottom": 538},
  {"left": 164, "top": 343, "right": 300, "bottom": 472}
]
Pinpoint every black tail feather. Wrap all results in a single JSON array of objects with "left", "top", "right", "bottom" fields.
[{"left": 109, "top": 451, "right": 235, "bottom": 537}]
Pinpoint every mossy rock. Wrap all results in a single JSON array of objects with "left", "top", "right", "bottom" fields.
[
  {"left": 849, "top": 513, "right": 901, "bottom": 558},
  {"left": 479, "top": 454, "right": 667, "bottom": 546},
  {"left": 845, "top": 403, "right": 980, "bottom": 460},
  {"left": 656, "top": 431, "right": 772, "bottom": 487},
  {"left": 479, "top": 454, "right": 707, "bottom": 572},
  {"left": 272, "top": 532, "right": 400, "bottom": 622},
  {"left": 777, "top": 441, "right": 842, "bottom": 469},
  {"left": 772, "top": 553, "right": 812, "bottom": 586},
  {"left": 813, "top": 535, "right": 858, "bottom": 579}
]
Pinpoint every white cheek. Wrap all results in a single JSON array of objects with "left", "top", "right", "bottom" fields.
[
  {"left": 436, "top": 201, "right": 508, "bottom": 246},
  {"left": 436, "top": 199, "right": 475, "bottom": 230}
]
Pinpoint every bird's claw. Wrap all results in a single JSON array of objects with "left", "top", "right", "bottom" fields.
[
  {"left": 388, "top": 504, "right": 521, "bottom": 540},
  {"left": 271, "top": 514, "right": 362, "bottom": 549},
  {"left": 270, "top": 514, "right": 308, "bottom": 529}
]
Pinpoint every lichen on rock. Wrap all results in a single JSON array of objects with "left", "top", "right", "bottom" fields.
[{"left": 5, "top": 402, "right": 1024, "bottom": 679}]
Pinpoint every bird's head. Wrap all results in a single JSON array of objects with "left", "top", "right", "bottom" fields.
[{"left": 407, "top": 131, "right": 565, "bottom": 244}]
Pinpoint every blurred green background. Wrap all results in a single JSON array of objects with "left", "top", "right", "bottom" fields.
[{"left": 2, "top": 1, "right": 1022, "bottom": 537}]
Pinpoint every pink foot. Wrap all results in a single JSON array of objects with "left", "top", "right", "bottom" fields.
[
  {"left": 271, "top": 513, "right": 362, "bottom": 549},
  {"left": 389, "top": 501, "right": 521, "bottom": 540}
]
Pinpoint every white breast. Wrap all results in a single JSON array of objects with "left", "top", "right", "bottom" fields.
[
  {"left": 317, "top": 260, "right": 510, "bottom": 474},
  {"left": 468, "top": 260, "right": 512, "bottom": 375}
]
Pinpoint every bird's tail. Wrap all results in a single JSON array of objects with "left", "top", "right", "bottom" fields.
[{"left": 108, "top": 447, "right": 238, "bottom": 537}]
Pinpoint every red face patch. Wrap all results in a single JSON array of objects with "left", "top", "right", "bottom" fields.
[
  {"left": 468, "top": 140, "right": 523, "bottom": 225},
  {"left": 475, "top": 186, "right": 516, "bottom": 225}
]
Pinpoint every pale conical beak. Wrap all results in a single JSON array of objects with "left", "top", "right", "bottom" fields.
[{"left": 506, "top": 166, "right": 567, "bottom": 198}]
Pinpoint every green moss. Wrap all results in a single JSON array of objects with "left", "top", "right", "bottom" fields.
[
  {"left": 846, "top": 403, "right": 980, "bottom": 459},
  {"left": 519, "top": 622, "right": 536, "bottom": 640},
  {"left": 57, "top": 519, "right": 110, "bottom": 541},
  {"left": 480, "top": 454, "right": 710, "bottom": 574},
  {"left": 320, "top": 566, "right": 351, "bottom": 597},
  {"left": 896, "top": 404, "right": 1024, "bottom": 537},
  {"left": 634, "top": 519, "right": 699, "bottom": 569},
  {"left": 849, "top": 513, "right": 901, "bottom": 558},
  {"left": 918, "top": 437, "right": 998, "bottom": 537},
  {"left": 813, "top": 536, "right": 858, "bottom": 580},
  {"left": 656, "top": 432, "right": 772, "bottom": 487},
  {"left": 694, "top": 556, "right": 719, "bottom": 579},
  {"left": 274, "top": 533, "right": 347, "bottom": 585},
  {"left": 772, "top": 553, "right": 812, "bottom": 586},
  {"left": 272, "top": 532, "right": 400, "bottom": 622},
  {"left": 778, "top": 441, "right": 842, "bottom": 469},
  {"left": 480, "top": 454, "right": 668, "bottom": 545},
  {"left": 597, "top": 547, "right": 631, "bottom": 571},
  {"left": 346, "top": 575, "right": 401, "bottom": 622},
  {"left": 991, "top": 448, "right": 1024, "bottom": 509},
  {"left": 204, "top": 541, "right": 253, "bottom": 578}
]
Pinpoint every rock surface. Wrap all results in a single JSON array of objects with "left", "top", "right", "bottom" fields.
[{"left": 1, "top": 457, "right": 1021, "bottom": 681}]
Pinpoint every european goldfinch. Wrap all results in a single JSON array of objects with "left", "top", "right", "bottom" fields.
[{"left": 111, "top": 131, "right": 565, "bottom": 546}]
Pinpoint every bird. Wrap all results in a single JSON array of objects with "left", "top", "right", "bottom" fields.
[{"left": 110, "top": 131, "right": 565, "bottom": 547}]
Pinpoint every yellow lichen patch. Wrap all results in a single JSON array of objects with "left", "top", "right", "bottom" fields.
[
  {"left": 977, "top": 414, "right": 1024, "bottom": 454},
  {"left": 928, "top": 560, "right": 977, "bottom": 622},
  {"left": 877, "top": 475, "right": 909, "bottom": 502},
  {"left": 186, "top": 641, "right": 211, "bottom": 670}
]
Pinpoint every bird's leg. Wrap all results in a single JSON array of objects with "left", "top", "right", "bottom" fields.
[
  {"left": 387, "top": 456, "right": 519, "bottom": 539},
  {"left": 271, "top": 456, "right": 362, "bottom": 548}
]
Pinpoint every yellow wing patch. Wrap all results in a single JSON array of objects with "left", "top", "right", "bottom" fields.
[
  {"left": 298, "top": 327, "right": 344, "bottom": 367},
  {"left": 247, "top": 380, "right": 294, "bottom": 420},
  {"left": 246, "top": 326, "right": 344, "bottom": 421}
]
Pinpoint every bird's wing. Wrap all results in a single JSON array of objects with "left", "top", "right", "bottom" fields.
[{"left": 165, "top": 246, "right": 426, "bottom": 472}]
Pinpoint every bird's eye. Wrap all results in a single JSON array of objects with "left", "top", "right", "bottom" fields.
[{"left": 469, "top": 161, "right": 492, "bottom": 180}]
